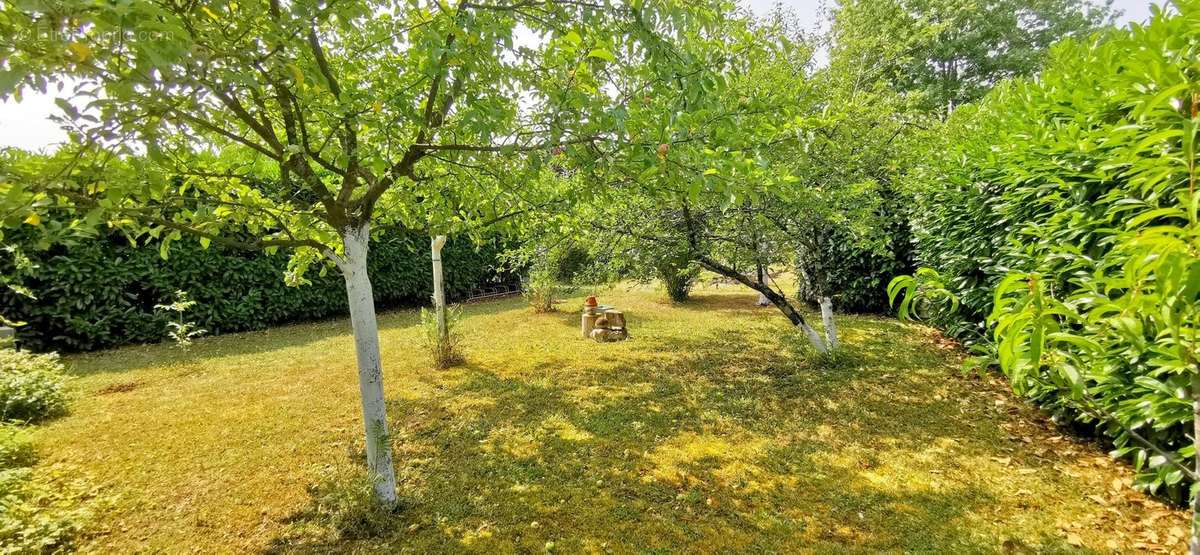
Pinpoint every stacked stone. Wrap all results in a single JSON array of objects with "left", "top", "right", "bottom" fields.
[{"left": 580, "top": 296, "right": 629, "bottom": 342}]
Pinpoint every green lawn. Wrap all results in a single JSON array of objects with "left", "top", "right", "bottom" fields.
[{"left": 35, "top": 284, "right": 1187, "bottom": 552}]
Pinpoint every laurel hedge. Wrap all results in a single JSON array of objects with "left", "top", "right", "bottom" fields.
[
  {"left": 1, "top": 233, "right": 509, "bottom": 352},
  {"left": 905, "top": 5, "right": 1200, "bottom": 501},
  {"left": 794, "top": 200, "right": 914, "bottom": 314}
]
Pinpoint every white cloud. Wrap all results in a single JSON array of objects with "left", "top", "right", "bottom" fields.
[{"left": 0, "top": 88, "right": 69, "bottom": 152}]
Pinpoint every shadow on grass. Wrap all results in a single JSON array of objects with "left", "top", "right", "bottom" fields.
[
  {"left": 266, "top": 318, "right": 1086, "bottom": 553},
  {"left": 64, "top": 296, "right": 529, "bottom": 378}
]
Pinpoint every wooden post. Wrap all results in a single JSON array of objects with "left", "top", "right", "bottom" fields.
[
  {"left": 0, "top": 327, "right": 13, "bottom": 350},
  {"left": 431, "top": 235, "right": 448, "bottom": 344}
]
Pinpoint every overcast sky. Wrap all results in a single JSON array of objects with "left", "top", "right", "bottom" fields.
[{"left": 0, "top": 0, "right": 1159, "bottom": 152}]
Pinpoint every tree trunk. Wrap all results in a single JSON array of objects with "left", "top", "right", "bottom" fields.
[
  {"left": 755, "top": 264, "right": 769, "bottom": 306},
  {"left": 819, "top": 296, "right": 839, "bottom": 351},
  {"left": 1191, "top": 373, "right": 1200, "bottom": 555},
  {"left": 695, "top": 257, "right": 827, "bottom": 353},
  {"left": 431, "top": 235, "right": 448, "bottom": 344},
  {"left": 754, "top": 237, "right": 769, "bottom": 307},
  {"left": 339, "top": 223, "right": 398, "bottom": 505}
]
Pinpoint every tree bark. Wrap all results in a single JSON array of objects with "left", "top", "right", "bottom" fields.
[
  {"left": 338, "top": 223, "right": 398, "bottom": 505},
  {"left": 755, "top": 263, "right": 769, "bottom": 306},
  {"left": 431, "top": 235, "right": 448, "bottom": 344},
  {"left": 819, "top": 296, "right": 839, "bottom": 351}
]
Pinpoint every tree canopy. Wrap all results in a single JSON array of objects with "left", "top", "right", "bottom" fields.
[{"left": 832, "top": 0, "right": 1115, "bottom": 111}]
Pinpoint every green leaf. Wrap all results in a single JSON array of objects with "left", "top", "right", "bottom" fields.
[{"left": 587, "top": 48, "right": 616, "bottom": 62}]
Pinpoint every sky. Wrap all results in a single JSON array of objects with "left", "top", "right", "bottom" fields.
[{"left": 0, "top": 0, "right": 1160, "bottom": 153}]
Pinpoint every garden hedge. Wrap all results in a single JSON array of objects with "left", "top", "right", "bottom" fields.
[
  {"left": 1, "top": 232, "right": 510, "bottom": 352},
  {"left": 907, "top": 5, "right": 1200, "bottom": 501},
  {"left": 794, "top": 195, "right": 914, "bottom": 314}
]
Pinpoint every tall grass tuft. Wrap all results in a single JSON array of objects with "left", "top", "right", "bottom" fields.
[{"left": 420, "top": 304, "right": 465, "bottom": 369}]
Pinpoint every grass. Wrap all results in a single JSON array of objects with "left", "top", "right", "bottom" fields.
[{"left": 33, "top": 283, "right": 1188, "bottom": 552}]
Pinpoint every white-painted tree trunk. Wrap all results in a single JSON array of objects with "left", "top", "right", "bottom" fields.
[
  {"left": 431, "top": 235, "right": 448, "bottom": 344},
  {"left": 819, "top": 296, "right": 839, "bottom": 351},
  {"left": 336, "top": 224, "right": 398, "bottom": 505},
  {"left": 799, "top": 321, "right": 828, "bottom": 353}
]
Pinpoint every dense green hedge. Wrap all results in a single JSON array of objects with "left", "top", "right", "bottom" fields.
[
  {"left": 1, "top": 233, "right": 509, "bottom": 352},
  {"left": 908, "top": 5, "right": 1200, "bottom": 501},
  {"left": 794, "top": 193, "right": 914, "bottom": 314}
]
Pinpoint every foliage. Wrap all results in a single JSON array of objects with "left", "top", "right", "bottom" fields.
[
  {"left": 656, "top": 255, "right": 697, "bottom": 303},
  {"left": 904, "top": 3, "right": 1200, "bottom": 500},
  {"left": 153, "top": 290, "right": 206, "bottom": 350},
  {"left": 523, "top": 267, "right": 558, "bottom": 314},
  {"left": 0, "top": 246, "right": 36, "bottom": 328},
  {"left": 0, "top": 359, "right": 91, "bottom": 553},
  {"left": 782, "top": 7, "right": 927, "bottom": 313},
  {"left": 0, "top": 350, "right": 67, "bottom": 424},
  {"left": 0, "top": 0, "right": 734, "bottom": 271},
  {"left": 831, "top": 0, "right": 1115, "bottom": 111},
  {"left": 1, "top": 232, "right": 507, "bottom": 352},
  {"left": 794, "top": 201, "right": 914, "bottom": 313},
  {"left": 887, "top": 268, "right": 960, "bottom": 324},
  {"left": 0, "top": 466, "right": 98, "bottom": 554},
  {"left": 550, "top": 5, "right": 923, "bottom": 349},
  {"left": 420, "top": 304, "right": 464, "bottom": 370},
  {"left": 0, "top": 421, "right": 96, "bottom": 555},
  {"left": 549, "top": 245, "right": 596, "bottom": 285},
  {"left": 522, "top": 246, "right": 563, "bottom": 313},
  {"left": 0, "top": 424, "right": 35, "bottom": 469}
]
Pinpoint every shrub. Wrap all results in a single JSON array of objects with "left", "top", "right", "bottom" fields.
[
  {"left": 0, "top": 350, "right": 68, "bottom": 423},
  {"left": 904, "top": 6, "right": 1200, "bottom": 500},
  {"left": 0, "top": 424, "right": 36, "bottom": 469},
  {"left": 524, "top": 254, "right": 559, "bottom": 313},
  {"left": 0, "top": 421, "right": 97, "bottom": 554},
  {"left": 153, "top": 290, "right": 206, "bottom": 349},
  {"left": 658, "top": 267, "right": 694, "bottom": 303},
  {"left": 0, "top": 467, "right": 97, "bottom": 553},
  {"left": 794, "top": 210, "right": 913, "bottom": 314},
  {"left": 655, "top": 256, "right": 697, "bottom": 303},
  {"left": 1, "top": 232, "right": 509, "bottom": 352}
]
